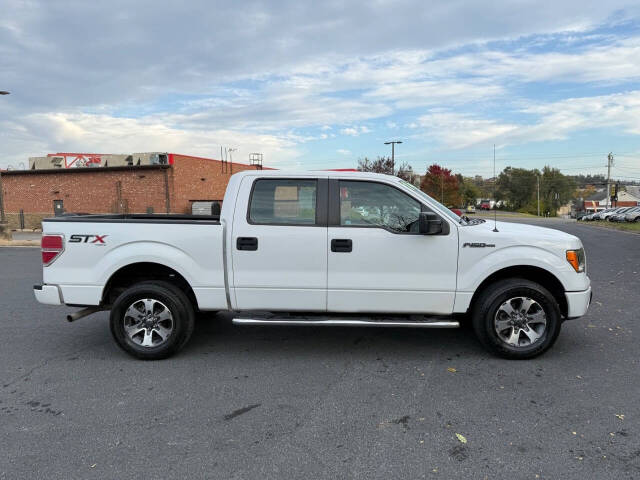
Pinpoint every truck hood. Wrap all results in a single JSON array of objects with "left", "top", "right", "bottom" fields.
[{"left": 464, "top": 220, "right": 583, "bottom": 252}]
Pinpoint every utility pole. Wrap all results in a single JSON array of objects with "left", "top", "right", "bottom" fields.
[
  {"left": 0, "top": 169, "right": 5, "bottom": 223},
  {"left": 606, "top": 152, "right": 614, "bottom": 208},
  {"left": 537, "top": 174, "right": 540, "bottom": 217},
  {"left": 0, "top": 91, "right": 10, "bottom": 239},
  {"left": 228, "top": 148, "right": 237, "bottom": 176},
  {"left": 384, "top": 140, "right": 402, "bottom": 175}
]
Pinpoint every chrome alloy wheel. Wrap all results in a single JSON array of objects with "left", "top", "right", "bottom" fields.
[
  {"left": 123, "top": 298, "right": 174, "bottom": 348},
  {"left": 494, "top": 297, "right": 547, "bottom": 348}
]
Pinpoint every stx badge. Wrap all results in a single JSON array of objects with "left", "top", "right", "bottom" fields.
[{"left": 69, "top": 234, "right": 108, "bottom": 244}]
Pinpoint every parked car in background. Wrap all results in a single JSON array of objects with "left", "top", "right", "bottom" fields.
[
  {"left": 601, "top": 207, "right": 633, "bottom": 221},
  {"left": 590, "top": 208, "right": 615, "bottom": 221},
  {"left": 480, "top": 200, "right": 491, "bottom": 210},
  {"left": 466, "top": 205, "right": 476, "bottom": 214},
  {"left": 610, "top": 206, "right": 639, "bottom": 222},
  {"left": 624, "top": 207, "right": 640, "bottom": 222},
  {"left": 449, "top": 207, "right": 462, "bottom": 216},
  {"left": 579, "top": 211, "right": 597, "bottom": 221}
]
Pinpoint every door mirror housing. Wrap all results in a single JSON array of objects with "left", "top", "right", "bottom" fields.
[{"left": 419, "top": 212, "right": 443, "bottom": 235}]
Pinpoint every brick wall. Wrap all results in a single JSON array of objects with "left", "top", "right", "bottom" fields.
[
  {"left": 169, "top": 155, "right": 261, "bottom": 213},
  {"left": 2, "top": 154, "right": 270, "bottom": 219},
  {"left": 2, "top": 166, "right": 169, "bottom": 216}
]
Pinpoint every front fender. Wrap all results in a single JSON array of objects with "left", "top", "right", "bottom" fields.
[{"left": 457, "top": 245, "right": 588, "bottom": 293}]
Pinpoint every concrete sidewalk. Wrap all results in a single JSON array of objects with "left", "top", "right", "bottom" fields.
[{"left": 0, "top": 231, "right": 41, "bottom": 247}]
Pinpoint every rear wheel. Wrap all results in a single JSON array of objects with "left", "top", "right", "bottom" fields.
[
  {"left": 110, "top": 281, "right": 195, "bottom": 360},
  {"left": 472, "top": 278, "right": 562, "bottom": 359}
]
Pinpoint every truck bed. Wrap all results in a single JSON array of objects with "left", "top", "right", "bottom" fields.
[
  {"left": 43, "top": 214, "right": 220, "bottom": 224},
  {"left": 40, "top": 215, "right": 227, "bottom": 310}
]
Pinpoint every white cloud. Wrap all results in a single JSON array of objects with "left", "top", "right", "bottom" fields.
[
  {"left": 0, "top": 112, "right": 300, "bottom": 168},
  {"left": 417, "top": 113, "right": 518, "bottom": 148},
  {"left": 416, "top": 90, "right": 640, "bottom": 148},
  {"left": 337, "top": 149, "right": 351, "bottom": 155},
  {"left": 340, "top": 125, "right": 371, "bottom": 136},
  {"left": 2, "top": 1, "right": 640, "bottom": 169}
]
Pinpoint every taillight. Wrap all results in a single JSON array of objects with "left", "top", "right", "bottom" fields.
[{"left": 41, "top": 234, "right": 64, "bottom": 266}]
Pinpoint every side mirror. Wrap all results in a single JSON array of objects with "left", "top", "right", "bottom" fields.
[{"left": 419, "top": 211, "right": 443, "bottom": 235}]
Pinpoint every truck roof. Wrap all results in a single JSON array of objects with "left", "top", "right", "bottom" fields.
[{"left": 232, "top": 169, "right": 404, "bottom": 181}]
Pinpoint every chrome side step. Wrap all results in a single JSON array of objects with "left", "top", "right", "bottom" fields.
[{"left": 232, "top": 317, "right": 459, "bottom": 328}]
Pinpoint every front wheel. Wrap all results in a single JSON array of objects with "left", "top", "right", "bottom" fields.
[
  {"left": 109, "top": 281, "right": 195, "bottom": 360},
  {"left": 472, "top": 278, "right": 562, "bottom": 359}
]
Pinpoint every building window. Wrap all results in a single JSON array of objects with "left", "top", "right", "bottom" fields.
[{"left": 249, "top": 179, "right": 317, "bottom": 225}]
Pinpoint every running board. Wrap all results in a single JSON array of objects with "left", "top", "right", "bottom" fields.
[{"left": 232, "top": 317, "right": 459, "bottom": 328}]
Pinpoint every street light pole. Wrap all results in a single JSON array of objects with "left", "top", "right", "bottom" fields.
[{"left": 384, "top": 140, "right": 402, "bottom": 175}]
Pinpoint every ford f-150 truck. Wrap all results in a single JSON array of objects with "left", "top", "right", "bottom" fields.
[{"left": 34, "top": 170, "right": 591, "bottom": 360}]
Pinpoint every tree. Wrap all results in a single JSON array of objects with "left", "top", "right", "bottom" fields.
[
  {"left": 539, "top": 166, "right": 575, "bottom": 216},
  {"left": 496, "top": 167, "right": 538, "bottom": 211},
  {"left": 420, "top": 164, "right": 460, "bottom": 206},
  {"left": 358, "top": 157, "right": 420, "bottom": 185},
  {"left": 458, "top": 176, "right": 481, "bottom": 206},
  {"left": 397, "top": 162, "right": 420, "bottom": 185},
  {"left": 357, "top": 156, "right": 394, "bottom": 175}
]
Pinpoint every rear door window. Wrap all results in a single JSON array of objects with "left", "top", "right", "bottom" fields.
[{"left": 249, "top": 179, "right": 317, "bottom": 225}]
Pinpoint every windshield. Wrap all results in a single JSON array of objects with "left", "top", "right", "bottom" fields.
[{"left": 398, "top": 179, "right": 467, "bottom": 225}]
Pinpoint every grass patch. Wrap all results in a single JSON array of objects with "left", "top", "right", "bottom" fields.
[
  {"left": 475, "top": 211, "right": 539, "bottom": 218},
  {"left": 580, "top": 220, "right": 640, "bottom": 233}
]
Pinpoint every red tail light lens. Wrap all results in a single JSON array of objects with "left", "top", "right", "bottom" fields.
[{"left": 41, "top": 234, "right": 64, "bottom": 266}]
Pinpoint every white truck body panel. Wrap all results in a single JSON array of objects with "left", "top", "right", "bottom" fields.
[
  {"left": 42, "top": 222, "right": 227, "bottom": 309},
  {"left": 230, "top": 175, "right": 328, "bottom": 311},
  {"left": 36, "top": 170, "right": 591, "bottom": 320},
  {"left": 326, "top": 225, "right": 458, "bottom": 314}
]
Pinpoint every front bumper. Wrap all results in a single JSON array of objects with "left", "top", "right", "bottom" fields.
[
  {"left": 34, "top": 284, "right": 63, "bottom": 305},
  {"left": 565, "top": 286, "right": 592, "bottom": 319}
]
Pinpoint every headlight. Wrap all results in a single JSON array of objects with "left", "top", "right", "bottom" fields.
[{"left": 566, "top": 248, "right": 586, "bottom": 273}]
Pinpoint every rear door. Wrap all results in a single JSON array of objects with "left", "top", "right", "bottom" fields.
[
  {"left": 231, "top": 176, "right": 328, "bottom": 311},
  {"left": 326, "top": 178, "right": 458, "bottom": 314}
]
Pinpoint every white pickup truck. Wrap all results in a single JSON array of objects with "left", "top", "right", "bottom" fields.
[{"left": 34, "top": 170, "right": 591, "bottom": 360}]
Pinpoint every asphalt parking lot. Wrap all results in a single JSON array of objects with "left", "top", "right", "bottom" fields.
[{"left": 1, "top": 219, "right": 639, "bottom": 479}]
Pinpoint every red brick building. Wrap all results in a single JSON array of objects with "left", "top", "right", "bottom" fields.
[{"left": 1, "top": 153, "right": 268, "bottom": 229}]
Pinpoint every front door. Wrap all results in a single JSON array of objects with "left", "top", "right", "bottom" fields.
[
  {"left": 327, "top": 179, "right": 458, "bottom": 314},
  {"left": 231, "top": 176, "right": 328, "bottom": 311}
]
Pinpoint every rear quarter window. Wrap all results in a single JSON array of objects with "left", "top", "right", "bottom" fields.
[{"left": 248, "top": 179, "right": 317, "bottom": 225}]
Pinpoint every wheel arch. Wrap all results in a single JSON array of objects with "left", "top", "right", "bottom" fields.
[
  {"left": 101, "top": 262, "right": 198, "bottom": 310},
  {"left": 469, "top": 265, "right": 568, "bottom": 318}
]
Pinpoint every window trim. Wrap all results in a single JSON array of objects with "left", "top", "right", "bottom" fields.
[
  {"left": 329, "top": 179, "right": 449, "bottom": 235},
  {"left": 246, "top": 177, "right": 328, "bottom": 227}
]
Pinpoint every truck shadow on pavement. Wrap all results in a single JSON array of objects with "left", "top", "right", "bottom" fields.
[{"left": 184, "top": 312, "right": 488, "bottom": 360}]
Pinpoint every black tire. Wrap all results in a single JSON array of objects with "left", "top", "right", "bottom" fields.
[
  {"left": 471, "top": 278, "right": 562, "bottom": 359},
  {"left": 109, "top": 281, "right": 195, "bottom": 360}
]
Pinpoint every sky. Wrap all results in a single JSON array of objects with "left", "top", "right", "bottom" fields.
[{"left": 1, "top": 0, "right": 640, "bottom": 180}]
